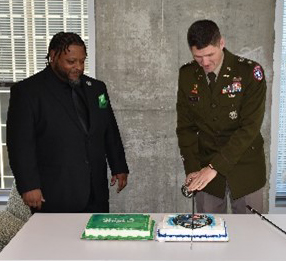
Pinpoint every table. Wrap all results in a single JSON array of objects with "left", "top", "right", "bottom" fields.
[{"left": 0, "top": 213, "right": 286, "bottom": 260}]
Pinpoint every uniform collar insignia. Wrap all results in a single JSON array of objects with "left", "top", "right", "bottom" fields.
[{"left": 86, "top": 80, "right": 92, "bottom": 86}]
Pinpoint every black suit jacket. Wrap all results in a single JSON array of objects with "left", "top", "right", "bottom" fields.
[{"left": 7, "top": 66, "right": 129, "bottom": 212}]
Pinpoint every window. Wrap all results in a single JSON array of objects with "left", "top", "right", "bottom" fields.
[
  {"left": 271, "top": 0, "right": 286, "bottom": 211},
  {"left": 0, "top": 0, "right": 89, "bottom": 192}
]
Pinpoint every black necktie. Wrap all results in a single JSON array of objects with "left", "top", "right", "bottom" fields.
[
  {"left": 71, "top": 85, "right": 90, "bottom": 133},
  {"left": 207, "top": 72, "right": 216, "bottom": 90}
]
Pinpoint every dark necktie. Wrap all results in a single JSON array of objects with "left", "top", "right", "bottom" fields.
[
  {"left": 71, "top": 85, "right": 90, "bottom": 133},
  {"left": 207, "top": 72, "right": 216, "bottom": 90}
]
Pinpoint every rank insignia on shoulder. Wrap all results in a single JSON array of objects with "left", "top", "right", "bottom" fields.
[
  {"left": 189, "top": 96, "right": 200, "bottom": 102},
  {"left": 253, "top": 65, "right": 263, "bottom": 81}
]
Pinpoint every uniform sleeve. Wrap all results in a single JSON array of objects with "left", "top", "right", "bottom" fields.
[
  {"left": 6, "top": 83, "right": 41, "bottom": 194},
  {"left": 176, "top": 68, "right": 201, "bottom": 175},
  {"left": 103, "top": 84, "right": 129, "bottom": 175},
  {"left": 210, "top": 65, "right": 267, "bottom": 176}
]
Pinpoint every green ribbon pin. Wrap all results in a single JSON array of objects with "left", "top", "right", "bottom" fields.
[{"left": 98, "top": 93, "right": 108, "bottom": 108}]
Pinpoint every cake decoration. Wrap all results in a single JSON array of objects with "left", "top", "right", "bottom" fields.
[
  {"left": 82, "top": 214, "right": 155, "bottom": 240},
  {"left": 156, "top": 214, "right": 229, "bottom": 242}
]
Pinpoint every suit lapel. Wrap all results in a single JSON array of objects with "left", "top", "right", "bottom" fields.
[
  {"left": 43, "top": 67, "right": 84, "bottom": 133},
  {"left": 82, "top": 78, "right": 101, "bottom": 136}
]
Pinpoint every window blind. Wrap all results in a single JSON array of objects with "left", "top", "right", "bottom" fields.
[
  {"left": 0, "top": 0, "right": 89, "bottom": 83},
  {"left": 276, "top": 0, "right": 286, "bottom": 199}
]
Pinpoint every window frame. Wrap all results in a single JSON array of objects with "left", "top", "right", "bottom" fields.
[{"left": 270, "top": 0, "right": 286, "bottom": 213}]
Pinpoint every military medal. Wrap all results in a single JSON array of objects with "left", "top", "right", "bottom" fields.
[{"left": 222, "top": 81, "right": 242, "bottom": 94}]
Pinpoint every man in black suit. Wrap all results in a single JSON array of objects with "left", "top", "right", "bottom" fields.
[{"left": 6, "top": 32, "right": 129, "bottom": 213}]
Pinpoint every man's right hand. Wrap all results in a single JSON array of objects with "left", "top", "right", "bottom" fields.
[{"left": 22, "top": 189, "right": 45, "bottom": 210}]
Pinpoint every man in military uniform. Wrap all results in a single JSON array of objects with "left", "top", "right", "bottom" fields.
[{"left": 177, "top": 20, "right": 266, "bottom": 213}]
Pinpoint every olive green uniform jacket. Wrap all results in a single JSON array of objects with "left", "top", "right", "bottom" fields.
[{"left": 176, "top": 48, "right": 266, "bottom": 199}]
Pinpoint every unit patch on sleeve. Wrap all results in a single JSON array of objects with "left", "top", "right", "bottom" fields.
[{"left": 253, "top": 65, "right": 263, "bottom": 81}]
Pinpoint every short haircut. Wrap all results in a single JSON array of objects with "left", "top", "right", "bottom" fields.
[
  {"left": 187, "top": 20, "right": 221, "bottom": 49},
  {"left": 46, "top": 32, "right": 87, "bottom": 62}
]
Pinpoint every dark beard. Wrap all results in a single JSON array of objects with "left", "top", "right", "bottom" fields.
[
  {"left": 68, "top": 78, "right": 81, "bottom": 88},
  {"left": 53, "top": 62, "right": 82, "bottom": 87}
]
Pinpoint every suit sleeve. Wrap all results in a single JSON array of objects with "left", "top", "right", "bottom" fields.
[
  {"left": 6, "top": 83, "right": 41, "bottom": 194},
  {"left": 102, "top": 84, "right": 129, "bottom": 175},
  {"left": 176, "top": 68, "right": 201, "bottom": 175},
  {"left": 210, "top": 65, "right": 267, "bottom": 176}
]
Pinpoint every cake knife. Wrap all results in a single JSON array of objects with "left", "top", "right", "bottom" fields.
[{"left": 190, "top": 193, "right": 195, "bottom": 249}]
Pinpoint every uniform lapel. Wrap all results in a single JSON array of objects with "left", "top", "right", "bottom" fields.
[
  {"left": 43, "top": 67, "right": 84, "bottom": 133},
  {"left": 214, "top": 49, "right": 236, "bottom": 98}
]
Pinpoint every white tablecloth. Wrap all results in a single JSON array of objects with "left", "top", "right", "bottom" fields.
[{"left": 0, "top": 213, "right": 286, "bottom": 260}]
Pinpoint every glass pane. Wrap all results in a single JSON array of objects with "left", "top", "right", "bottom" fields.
[
  {"left": 34, "top": 0, "right": 46, "bottom": 15},
  {"left": 66, "top": 18, "right": 82, "bottom": 33},
  {"left": 3, "top": 145, "right": 12, "bottom": 176},
  {"left": 1, "top": 127, "right": 6, "bottom": 144},
  {"left": 4, "top": 177, "right": 14, "bottom": 189},
  {"left": 0, "top": 93, "right": 10, "bottom": 124},
  {"left": 0, "top": 0, "right": 89, "bottom": 86}
]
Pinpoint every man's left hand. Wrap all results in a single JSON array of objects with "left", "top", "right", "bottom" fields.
[
  {"left": 186, "top": 167, "right": 217, "bottom": 192},
  {"left": 110, "top": 173, "right": 128, "bottom": 193}
]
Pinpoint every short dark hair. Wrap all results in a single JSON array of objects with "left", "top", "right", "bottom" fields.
[
  {"left": 187, "top": 20, "right": 221, "bottom": 49},
  {"left": 46, "top": 32, "right": 87, "bottom": 62}
]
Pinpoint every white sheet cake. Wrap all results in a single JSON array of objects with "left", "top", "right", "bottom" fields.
[{"left": 156, "top": 214, "right": 229, "bottom": 242}]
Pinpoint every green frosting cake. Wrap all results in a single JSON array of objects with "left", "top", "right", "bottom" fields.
[{"left": 82, "top": 214, "right": 155, "bottom": 240}]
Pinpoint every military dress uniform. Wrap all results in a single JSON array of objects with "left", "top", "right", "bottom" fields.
[{"left": 176, "top": 48, "right": 266, "bottom": 203}]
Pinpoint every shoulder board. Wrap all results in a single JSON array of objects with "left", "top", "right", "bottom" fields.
[
  {"left": 237, "top": 56, "right": 264, "bottom": 81},
  {"left": 180, "top": 60, "right": 196, "bottom": 69},
  {"left": 237, "top": 56, "right": 257, "bottom": 66}
]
